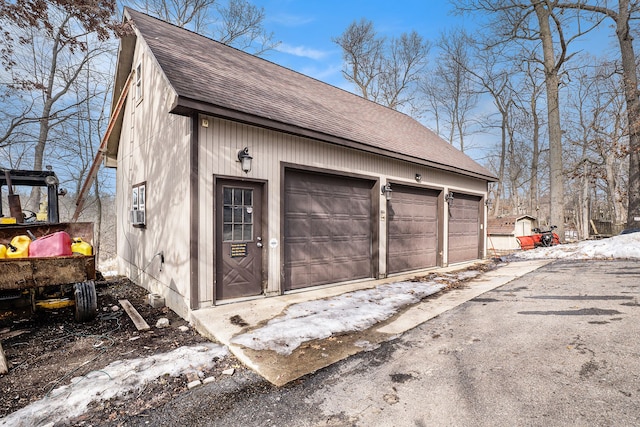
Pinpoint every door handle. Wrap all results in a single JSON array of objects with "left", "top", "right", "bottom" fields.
[{"left": 257, "top": 237, "right": 263, "bottom": 248}]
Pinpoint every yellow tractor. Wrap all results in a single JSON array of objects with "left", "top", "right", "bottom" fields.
[{"left": 0, "top": 168, "right": 97, "bottom": 322}]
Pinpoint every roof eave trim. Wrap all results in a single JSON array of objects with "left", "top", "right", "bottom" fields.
[
  {"left": 171, "top": 97, "right": 497, "bottom": 182},
  {"left": 105, "top": 11, "right": 137, "bottom": 165}
]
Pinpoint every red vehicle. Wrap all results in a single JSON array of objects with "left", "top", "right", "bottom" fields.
[{"left": 517, "top": 226, "right": 560, "bottom": 250}]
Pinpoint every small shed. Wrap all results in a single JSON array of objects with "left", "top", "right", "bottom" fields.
[{"left": 487, "top": 215, "right": 537, "bottom": 255}]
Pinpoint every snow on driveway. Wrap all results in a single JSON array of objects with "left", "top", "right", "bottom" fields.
[
  {"left": 3, "top": 231, "right": 639, "bottom": 425},
  {"left": 231, "top": 279, "right": 450, "bottom": 355}
]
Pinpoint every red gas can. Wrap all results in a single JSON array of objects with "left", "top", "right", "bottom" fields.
[{"left": 28, "top": 231, "right": 73, "bottom": 257}]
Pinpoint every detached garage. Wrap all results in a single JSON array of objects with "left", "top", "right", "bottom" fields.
[{"left": 106, "top": 8, "right": 497, "bottom": 320}]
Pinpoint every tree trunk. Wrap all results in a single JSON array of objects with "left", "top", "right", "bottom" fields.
[
  {"left": 603, "top": 153, "right": 623, "bottom": 223},
  {"left": 27, "top": 81, "right": 55, "bottom": 212},
  {"left": 457, "top": 113, "right": 465, "bottom": 153},
  {"left": 492, "top": 109, "right": 508, "bottom": 217},
  {"left": 28, "top": 21, "right": 64, "bottom": 212},
  {"left": 529, "top": 88, "right": 540, "bottom": 216},
  {"left": 533, "top": 1, "right": 565, "bottom": 238},
  {"left": 616, "top": 0, "right": 640, "bottom": 229},
  {"left": 581, "top": 172, "right": 590, "bottom": 239}
]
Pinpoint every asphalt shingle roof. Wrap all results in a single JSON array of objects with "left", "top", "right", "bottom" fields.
[{"left": 125, "top": 8, "right": 495, "bottom": 180}]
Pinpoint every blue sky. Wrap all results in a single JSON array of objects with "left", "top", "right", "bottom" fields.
[
  {"left": 248, "top": 1, "right": 617, "bottom": 164},
  {"left": 248, "top": 0, "right": 496, "bottom": 159},
  {"left": 253, "top": 0, "right": 615, "bottom": 92},
  {"left": 252, "top": 0, "right": 474, "bottom": 90}
]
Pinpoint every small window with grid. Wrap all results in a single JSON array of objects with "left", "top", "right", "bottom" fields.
[{"left": 223, "top": 187, "right": 253, "bottom": 242}]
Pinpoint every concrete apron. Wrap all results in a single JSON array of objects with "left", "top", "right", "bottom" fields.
[{"left": 190, "top": 259, "right": 552, "bottom": 387}]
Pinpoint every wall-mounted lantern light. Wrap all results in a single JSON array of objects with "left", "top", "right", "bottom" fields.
[
  {"left": 485, "top": 198, "right": 493, "bottom": 208},
  {"left": 415, "top": 173, "right": 422, "bottom": 182},
  {"left": 381, "top": 182, "right": 393, "bottom": 201},
  {"left": 445, "top": 192, "right": 454, "bottom": 204},
  {"left": 237, "top": 147, "right": 253, "bottom": 174}
]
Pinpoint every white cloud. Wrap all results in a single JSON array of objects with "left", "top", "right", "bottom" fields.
[
  {"left": 300, "top": 63, "right": 344, "bottom": 84},
  {"left": 269, "top": 13, "right": 314, "bottom": 27},
  {"left": 276, "top": 43, "right": 328, "bottom": 60}
]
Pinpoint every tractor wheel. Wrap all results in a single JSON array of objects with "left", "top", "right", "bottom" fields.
[{"left": 74, "top": 281, "right": 97, "bottom": 322}]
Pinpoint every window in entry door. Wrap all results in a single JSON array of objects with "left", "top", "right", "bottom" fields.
[{"left": 223, "top": 187, "right": 253, "bottom": 242}]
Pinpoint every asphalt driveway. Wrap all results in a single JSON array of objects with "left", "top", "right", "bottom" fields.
[{"left": 119, "top": 259, "right": 640, "bottom": 426}]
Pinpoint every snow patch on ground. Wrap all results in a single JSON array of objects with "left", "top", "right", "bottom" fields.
[
  {"left": 510, "top": 232, "right": 640, "bottom": 260},
  {"left": 452, "top": 270, "right": 482, "bottom": 281},
  {"left": 231, "top": 280, "right": 446, "bottom": 355},
  {"left": 97, "top": 256, "right": 118, "bottom": 278},
  {"left": 0, "top": 344, "right": 227, "bottom": 427}
]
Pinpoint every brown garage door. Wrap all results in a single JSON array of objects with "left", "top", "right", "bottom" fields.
[
  {"left": 284, "top": 170, "right": 374, "bottom": 290},
  {"left": 387, "top": 186, "right": 439, "bottom": 274},
  {"left": 448, "top": 193, "right": 481, "bottom": 264}
]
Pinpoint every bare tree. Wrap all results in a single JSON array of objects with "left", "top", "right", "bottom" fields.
[
  {"left": 125, "top": 0, "right": 215, "bottom": 29},
  {"left": 0, "top": 0, "right": 122, "bottom": 151},
  {"left": 453, "top": 0, "right": 601, "bottom": 240},
  {"left": 21, "top": 17, "right": 113, "bottom": 208},
  {"left": 425, "top": 29, "right": 478, "bottom": 152},
  {"left": 470, "top": 39, "right": 515, "bottom": 209},
  {"left": 333, "top": 19, "right": 384, "bottom": 102},
  {"left": 532, "top": 0, "right": 570, "bottom": 240},
  {"left": 0, "top": 0, "right": 122, "bottom": 72},
  {"left": 427, "top": 28, "right": 535, "bottom": 211},
  {"left": 333, "top": 19, "right": 430, "bottom": 110},
  {"left": 420, "top": 74, "right": 445, "bottom": 135},
  {"left": 564, "top": 60, "right": 629, "bottom": 238},
  {"left": 0, "top": 3, "right": 123, "bottom": 212},
  {"left": 518, "top": 56, "right": 545, "bottom": 217},
  {"left": 380, "top": 31, "right": 431, "bottom": 109},
  {"left": 0, "top": 101, "right": 39, "bottom": 150},
  {"left": 124, "top": 0, "right": 279, "bottom": 55},
  {"left": 554, "top": 0, "right": 640, "bottom": 230},
  {"left": 215, "top": 0, "right": 278, "bottom": 55}
]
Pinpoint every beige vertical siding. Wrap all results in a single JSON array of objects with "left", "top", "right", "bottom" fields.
[
  {"left": 198, "top": 116, "right": 487, "bottom": 307},
  {"left": 115, "top": 39, "right": 192, "bottom": 318}
]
